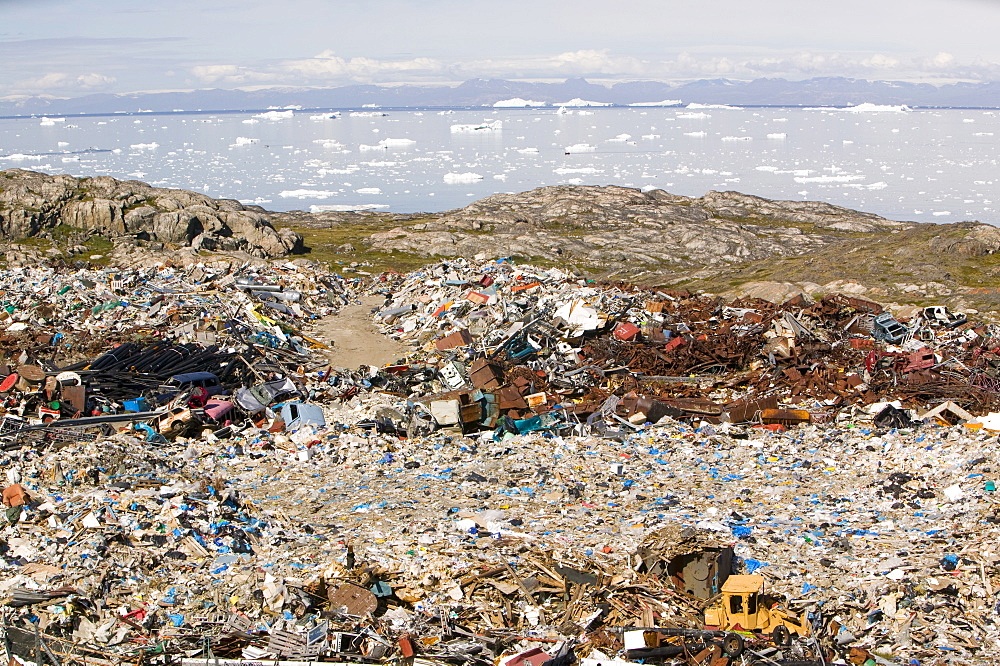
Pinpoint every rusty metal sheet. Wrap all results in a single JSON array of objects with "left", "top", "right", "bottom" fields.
[{"left": 327, "top": 582, "right": 378, "bottom": 616}]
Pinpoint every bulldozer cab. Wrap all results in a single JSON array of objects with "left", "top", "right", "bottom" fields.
[{"left": 720, "top": 575, "right": 763, "bottom": 631}]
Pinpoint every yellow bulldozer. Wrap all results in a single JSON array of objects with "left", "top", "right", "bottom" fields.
[{"left": 703, "top": 574, "right": 811, "bottom": 645}]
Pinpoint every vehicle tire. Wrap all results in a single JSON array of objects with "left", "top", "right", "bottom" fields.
[
  {"left": 771, "top": 625, "right": 791, "bottom": 647},
  {"left": 723, "top": 633, "right": 744, "bottom": 658}
]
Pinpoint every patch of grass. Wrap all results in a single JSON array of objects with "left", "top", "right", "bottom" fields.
[{"left": 16, "top": 236, "right": 52, "bottom": 249}]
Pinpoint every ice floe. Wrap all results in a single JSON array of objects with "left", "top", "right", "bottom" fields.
[
  {"left": 493, "top": 98, "right": 547, "bottom": 108},
  {"left": 628, "top": 99, "right": 683, "bottom": 107},
  {"left": 450, "top": 120, "right": 502, "bottom": 132},
  {"left": 360, "top": 138, "right": 416, "bottom": 151},
  {"left": 253, "top": 110, "right": 294, "bottom": 120},
  {"left": 230, "top": 137, "right": 259, "bottom": 147},
  {"left": 310, "top": 203, "right": 389, "bottom": 212},
  {"left": 563, "top": 143, "right": 596, "bottom": 153},
  {"left": 129, "top": 142, "right": 159, "bottom": 150},
  {"left": 443, "top": 172, "right": 484, "bottom": 183},
  {"left": 555, "top": 98, "right": 612, "bottom": 107},
  {"left": 279, "top": 189, "right": 336, "bottom": 198}
]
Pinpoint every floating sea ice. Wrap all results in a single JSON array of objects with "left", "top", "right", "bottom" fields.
[
  {"left": 846, "top": 103, "right": 911, "bottom": 113},
  {"left": 241, "top": 119, "right": 258, "bottom": 124},
  {"left": 312, "top": 139, "right": 345, "bottom": 149},
  {"left": 377, "top": 138, "right": 416, "bottom": 149},
  {"left": 254, "top": 110, "right": 294, "bottom": 120},
  {"left": 279, "top": 189, "right": 337, "bottom": 198},
  {"left": 57, "top": 141, "right": 69, "bottom": 147},
  {"left": 683, "top": 131, "right": 707, "bottom": 137},
  {"left": 493, "top": 98, "right": 547, "bottom": 108},
  {"left": 517, "top": 147, "right": 540, "bottom": 154},
  {"left": 349, "top": 111, "right": 387, "bottom": 117},
  {"left": 721, "top": 136, "right": 752, "bottom": 141},
  {"left": 230, "top": 137, "right": 259, "bottom": 147},
  {"left": 39, "top": 117, "right": 65, "bottom": 126},
  {"left": 310, "top": 204, "right": 389, "bottom": 212},
  {"left": 677, "top": 112, "right": 710, "bottom": 119},
  {"left": 565, "top": 178, "right": 585, "bottom": 185},
  {"left": 129, "top": 142, "right": 159, "bottom": 150},
  {"left": 641, "top": 134, "right": 660, "bottom": 139},
  {"left": 756, "top": 166, "right": 779, "bottom": 172},
  {"left": 564, "top": 143, "right": 596, "bottom": 153},
  {"left": 355, "top": 187, "right": 382, "bottom": 194},
  {"left": 933, "top": 211, "right": 952, "bottom": 216},
  {"left": 606, "top": 133, "right": 632, "bottom": 142},
  {"left": 629, "top": 99, "right": 683, "bottom": 107},
  {"left": 766, "top": 133, "right": 787, "bottom": 139},
  {"left": 450, "top": 120, "right": 502, "bottom": 133},
  {"left": 61, "top": 157, "right": 80, "bottom": 162},
  {"left": 555, "top": 98, "right": 612, "bottom": 107},
  {"left": 687, "top": 103, "right": 740, "bottom": 110},
  {"left": 309, "top": 113, "right": 339, "bottom": 120},
  {"left": 443, "top": 172, "right": 484, "bottom": 184}
]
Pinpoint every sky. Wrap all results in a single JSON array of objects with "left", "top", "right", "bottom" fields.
[{"left": 4, "top": 0, "right": 1000, "bottom": 98}]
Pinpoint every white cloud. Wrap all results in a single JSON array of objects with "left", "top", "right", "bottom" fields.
[
  {"left": 183, "top": 48, "right": 1000, "bottom": 91},
  {"left": 13, "top": 71, "right": 117, "bottom": 93}
]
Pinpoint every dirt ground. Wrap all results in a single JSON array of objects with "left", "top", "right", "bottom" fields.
[{"left": 310, "top": 294, "right": 410, "bottom": 368}]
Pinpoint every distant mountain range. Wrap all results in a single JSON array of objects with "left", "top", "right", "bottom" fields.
[{"left": 6, "top": 76, "right": 1000, "bottom": 115}]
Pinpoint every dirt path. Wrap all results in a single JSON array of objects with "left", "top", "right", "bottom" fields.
[{"left": 310, "top": 295, "right": 410, "bottom": 368}]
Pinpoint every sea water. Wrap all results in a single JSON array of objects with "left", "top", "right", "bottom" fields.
[{"left": 1, "top": 106, "right": 998, "bottom": 224}]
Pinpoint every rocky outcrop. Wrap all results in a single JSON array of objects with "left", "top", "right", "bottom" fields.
[
  {"left": 349, "top": 184, "right": 913, "bottom": 268},
  {"left": 0, "top": 169, "right": 302, "bottom": 258}
]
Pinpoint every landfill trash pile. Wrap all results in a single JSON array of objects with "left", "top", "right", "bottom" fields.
[{"left": 0, "top": 257, "right": 1000, "bottom": 666}]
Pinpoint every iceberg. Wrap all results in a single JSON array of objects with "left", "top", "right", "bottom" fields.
[
  {"left": 360, "top": 138, "right": 416, "bottom": 151},
  {"left": 629, "top": 100, "right": 683, "bottom": 107},
  {"left": 493, "top": 98, "right": 547, "bottom": 108},
  {"left": 450, "top": 120, "right": 503, "bottom": 133},
  {"left": 310, "top": 204, "right": 389, "bottom": 212},
  {"left": 253, "top": 110, "right": 294, "bottom": 120},
  {"left": 443, "top": 172, "right": 484, "bottom": 184},
  {"left": 554, "top": 98, "right": 612, "bottom": 107},
  {"left": 687, "top": 103, "right": 741, "bottom": 109},
  {"left": 847, "top": 103, "right": 911, "bottom": 113}
]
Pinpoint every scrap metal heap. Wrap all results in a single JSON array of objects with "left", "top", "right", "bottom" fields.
[{"left": 0, "top": 257, "right": 998, "bottom": 666}]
